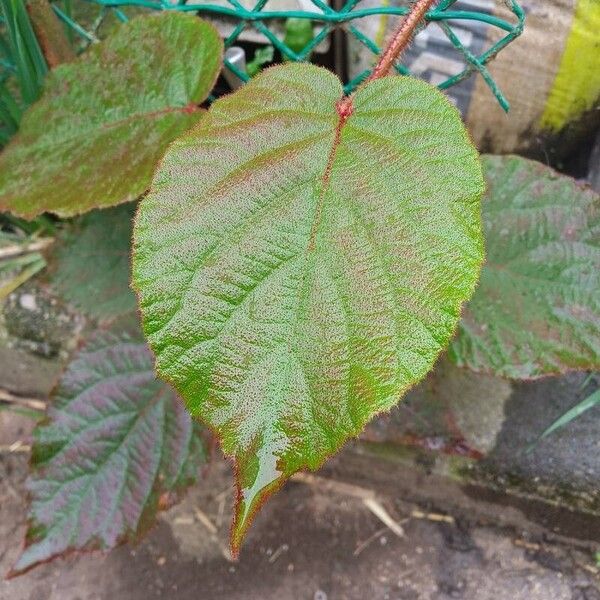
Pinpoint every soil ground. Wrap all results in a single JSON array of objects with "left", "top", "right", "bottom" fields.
[{"left": 1, "top": 411, "right": 599, "bottom": 600}]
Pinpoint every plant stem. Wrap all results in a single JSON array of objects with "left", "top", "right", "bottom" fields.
[
  {"left": 336, "top": 0, "right": 435, "bottom": 114},
  {"left": 0, "top": 237, "right": 53, "bottom": 259},
  {"left": 0, "top": 387, "right": 46, "bottom": 411},
  {"left": 369, "top": 0, "right": 436, "bottom": 81}
]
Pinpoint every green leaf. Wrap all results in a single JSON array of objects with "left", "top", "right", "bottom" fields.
[
  {"left": 50, "top": 203, "right": 136, "bottom": 320},
  {"left": 10, "top": 326, "right": 206, "bottom": 576},
  {"left": 132, "top": 63, "right": 484, "bottom": 554},
  {"left": 450, "top": 155, "right": 600, "bottom": 378},
  {"left": 0, "top": 12, "right": 223, "bottom": 218}
]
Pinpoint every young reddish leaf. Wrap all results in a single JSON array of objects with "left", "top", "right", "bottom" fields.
[
  {"left": 450, "top": 155, "right": 600, "bottom": 378},
  {"left": 10, "top": 328, "right": 205, "bottom": 576},
  {"left": 0, "top": 13, "right": 222, "bottom": 218},
  {"left": 132, "top": 63, "right": 485, "bottom": 554},
  {"left": 50, "top": 203, "right": 137, "bottom": 320}
]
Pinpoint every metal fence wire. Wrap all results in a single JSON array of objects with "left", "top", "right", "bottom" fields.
[{"left": 12, "top": 0, "right": 525, "bottom": 110}]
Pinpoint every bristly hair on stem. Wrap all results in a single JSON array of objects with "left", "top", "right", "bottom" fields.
[
  {"left": 369, "top": 0, "right": 437, "bottom": 81},
  {"left": 336, "top": 0, "right": 436, "bottom": 117}
]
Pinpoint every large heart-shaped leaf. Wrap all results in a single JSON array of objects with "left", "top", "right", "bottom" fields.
[
  {"left": 450, "top": 155, "right": 600, "bottom": 378},
  {"left": 10, "top": 327, "right": 206, "bottom": 576},
  {"left": 0, "top": 13, "right": 222, "bottom": 218},
  {"left": 50, "top": 203, "right": 137, "bottom": 320},
  {"left": 132, "top": 63, "right": 485, "bottom": 553}
]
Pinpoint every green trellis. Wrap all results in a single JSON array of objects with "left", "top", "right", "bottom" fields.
[
  {"left": 52, "top": 0, "right": 524, "bottom": 108},
  {"left": 1, "top": 0, "right": 524, "bottom": 115}
]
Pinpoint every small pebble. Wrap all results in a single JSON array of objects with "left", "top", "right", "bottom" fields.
[{"left": 19, "top": 294, "right": 37, "bottom": 311}]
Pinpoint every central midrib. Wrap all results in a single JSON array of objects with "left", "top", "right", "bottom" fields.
[{"left": 307, "top": 97, "right": 354, "bottom": 251}]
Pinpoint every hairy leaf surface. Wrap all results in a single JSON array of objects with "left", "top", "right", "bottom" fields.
[
  {"left": 450, "top": 155, "right": 600, "bottom": 378},
  {"left": 51, "top": 204, "right": 136, "bottom": 319},
  {"left": 0, "top": 13, "right": 222, "bottom": 218},
  {"left": 132, "top": 63, "right": 485, "bottom": 553},
  {"left": 11, "top": 328, "right": 205, "bottom": 576}
]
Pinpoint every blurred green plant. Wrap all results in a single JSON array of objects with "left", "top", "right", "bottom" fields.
[
  {"left": 246, "top": 45, "right": 273, "bottom": 77},
  {"left": 283, "top": 17, "right": 313, "bottom": 61},
  {"left": 0, "top": 0, "right": 48, "bottom": 144}
]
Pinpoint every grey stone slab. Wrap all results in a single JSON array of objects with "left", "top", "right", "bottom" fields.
[
  {"left": 364, "top": 358, "right": 600, "bottom": 510},
  {"left": 483, "top": 372, "right": 600, "bottom": 499}
]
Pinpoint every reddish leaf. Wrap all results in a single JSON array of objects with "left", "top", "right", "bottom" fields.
[
  {"left": 10, "top": 328, "right": 205, "bottom": 576},
  {"left": 0, "top": 13, "right": 222, "bottom": 218},
  {"left": 451, "top": 155, "right": 600, "bottom": 378}
]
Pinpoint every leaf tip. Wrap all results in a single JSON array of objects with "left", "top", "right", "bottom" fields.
[
  {"left": 229, "top": 450, "right": 289, "bottom": 557},
  {"left": 6, "top": 533, "right": 46, "bottom": 580}
]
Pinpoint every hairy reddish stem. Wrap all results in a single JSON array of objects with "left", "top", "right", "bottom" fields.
[
  {"left": 369, "top": 0, "right": 437, "bottom": 81},
  {"left": 328, "top": 2, "right": 436, "bottom": 245},
  {"left": 335, "top": 0, "right": 435, "bottom": 117}
]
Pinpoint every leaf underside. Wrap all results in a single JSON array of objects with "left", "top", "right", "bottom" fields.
[
  {"left": 0, "top": 13, "right": 223, "bottom": 218},
  {"left": 50, "top": 203, "right": 137, "bottom": 320},
  {"left": 11, "top": 328, "right": 205, "bottom": 576},
  {"left": 132, "top": 63, "right": 485, "bottom": 553},
  {"left": 450, "top": 155, "right": 600, "bottom": 379}
]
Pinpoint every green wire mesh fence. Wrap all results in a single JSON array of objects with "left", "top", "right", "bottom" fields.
[
  {"left": 50, "top": 0, "right": 524, "bottom": 109},
  {"left": 1, "top": 0, "right": 524, "bottom": 122}
]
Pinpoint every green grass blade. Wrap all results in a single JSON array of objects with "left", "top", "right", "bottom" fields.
[
  {"left": 0, "top": 97, "right": 19, "bottom": 132},
  {"left": 527, "top": 382, "right": 600, "bottom": 452},
  {"left": 0, "top": 126, "right": 11, "bottom": 143},
  {"left": 17, "top": 3, "right": 47, "bottom": 78},
  {"left": 0, "top": 30, "right": 14, "bottom": 63},
  {"left": 0, "top": 255, "right": 45, "bottom": 300},
  {"left": 0, "top": 76, "right": 23, "bottom": 126},
  {"left": 1, "top": 0, "right": 36, "bottom": 102},
  {"left": 539, "top": 388, "right": 600, "bottom": 440},
  {"left": 13, "top": 0, "right": 47, "bottom": 96},
  {"left": 0, "top": 251, "right": 44, "bottom": 273},
  {"left": 0, "top": 0, "right": 47, "bottom": 104}
]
